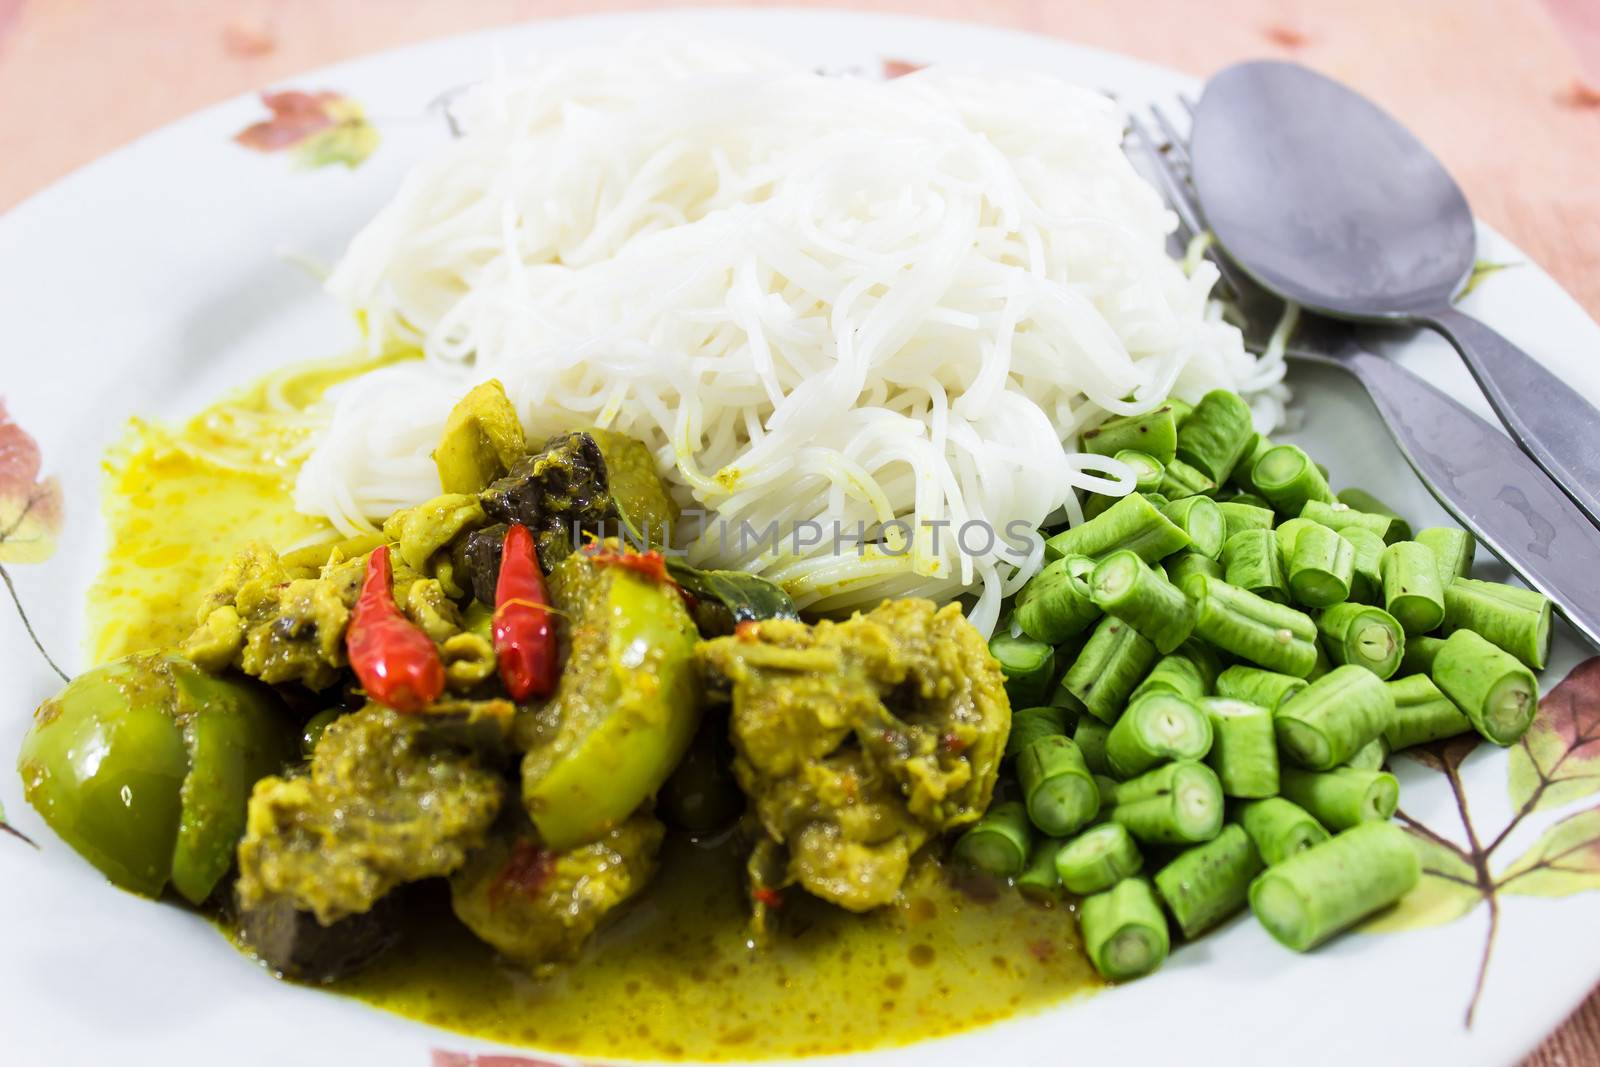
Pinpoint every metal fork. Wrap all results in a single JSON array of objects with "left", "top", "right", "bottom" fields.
[{"left": 1128, "top": 100, "right": 1600, "bottom": 650}]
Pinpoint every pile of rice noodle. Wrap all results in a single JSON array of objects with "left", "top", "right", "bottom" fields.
[{"left": 300, "top": 35, "right": 1284, "bottom": 634}]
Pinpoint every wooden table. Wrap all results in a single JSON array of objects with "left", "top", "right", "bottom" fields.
[{"left": 2, "top": 1, "right": 1597, "bottom": 1062}]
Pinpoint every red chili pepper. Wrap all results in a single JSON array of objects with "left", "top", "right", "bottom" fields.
[
  {"left": 752, "top": 886, "right": 785, "bottom": 909},
  {"left": 734, "top": 620, "right": 761, "bottom": 642},
  {"left": 581, "top": 543, "right": 671, "bottom": 584},
  {"left": 942, "top": 732, "right": 969, "bottom": 754},
  {"left": 346, "top": 545, "right": 445, "bottom": 712},
  {"left": 494, "top": 523, "right": 559, "bottom": 701}
]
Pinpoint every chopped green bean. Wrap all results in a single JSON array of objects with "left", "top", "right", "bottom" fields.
[
  {"left": 1336, "top": 489, "right": 1412, "bottom": 543},
  {"left": 1219, "top": 500, "right": 1275, "bottom": 540},
  {"left": 1005, "top": 705, "right": 1070, "bottom": 759},
  {"left": 1079, "top": 876, "right": 1170, "bottom": 981},
  {"left": 1400, "top": 635, "right": 1447, "bottom": 676},
  {"left": 1274, "top": 665, "right": 1394, "bottom": 770},
  {"left": 1417, "top": 526, "right": 1475, "bottom": 587},
  {"left": 1082, "top": 406, "right": 1178, "bottom": 465},
  {"left": 1279, "top": 766, "right": 1399, "bottom": 831},
  {"left": 1164, "top": 551, "right": 1224, "bottom": 597},
  {"left": 1191, "top": 576, "right": 1319, "bottom": 677},
  {"left": 1273, "top": 516, "right": 1319, "bottom": 561},
  {"left": 1202, "top": 697, "right": 1279, "bottom": 798},
  {"left": 1380, "top": 541, "right": 1446, "bottom": 635},
  {"left": 1114, "top": 450, "right": 1166, "bottom": 495},
  {"left": 1154, "top": 824, "right": 1264, "bottom": 938},
  {"left": 953, "top": 800, "right": 1032, "bottom": 877},
  {"left": 1093, "top": 773, "right": 1119, "bottom": 810},
  {"left": 1287, "top": 523, "right": 1355, "bottom": 608},
  {"left": 1131, "top": 649, "right": 1213, "bottom": 703},
  {"left": 1167, "top": 398, "right": 1195, "bottom": 426},
  {"left": 1090, "top": 551, "right": 1196, "bottom": 654},
  {"left": 1014, "top": 554, "right": 1101, "bottom": 644},
  {"left": 1161, "top": 496, "right": 1225, "bottom": 560},
  {"left": 989, "top": 632, "right": 1056, "bottom": 706},
  {"left": 1317, "top": 602, "right": 1404, "bottom": 678},
  {"left": 1216, "top": 665, "right": 1308, "bottom": 711},
  {"left": 1160, "top": 457, "right": 1217, "bottom": 500},
  {"left": 1342, "top": 526, "right": 1387, "bottom": 605},
  {"left": 1443, "top": 577, "right": 1552, "bottom": 670},
  {"left": 1300, "top": 499, "right": 1395, "bottom": 541},
  {"left": 1432, "top": 629, "right": 1540, "bottom": 745},
  {"left": 1054, "top": 822, "right": 1143, "bottom": 894},
  {"left": 1045, "top": 493, "right": 1191, "bottom": 564},
  {"left": 1229, "top": 436, "right": 1275, "bottom": 494},
  {"left": 1384, "top": 674, "right": 1473, "bottom": 751},
  {"left": 1105, "top": 692, "right": 1214, "bottom": 778},
  {"left": 1344, "top": 736, "right": 1389, "bottom": 772},
  {"left": 1063, "top": 615, "right": 1159, "bottom": 724},
  {"left": 1252, "top": 444, "right": 1334, "bottom": 518},
  {"left": 1222, "top": 528, "right": 1289, "bottom": 604},
  {"left": 1225, "top": 491, "right": 1274, "bottom": 510},
  {"left": 1016, "top": 735, "right": 1100, "bottom": 837},
  {"left": 1074, "top": 718, "right": 1112, "bottom": 776},
  {"left": 1249, "top": 822, "right": 1419, "bottom": 951},
  {"left": 1176, "top": 389, "right": 1257, "bottom": 484},
  {"left": 1306, "top": 641, "right": 1334, "bottom": 681},
  {"left": 1016, "top": 837, "right": 1066, "bottom": 902},
  {"left": 1109, "top": 761, "right": 1225, "bottom": 845},
  {"left": 1237, "top": 797, "right": 1330, "bottom": 866}
]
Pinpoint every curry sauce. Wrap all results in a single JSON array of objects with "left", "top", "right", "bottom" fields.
[{"left": 88, "top": 356, "right": 1101, "bottom": 1061}]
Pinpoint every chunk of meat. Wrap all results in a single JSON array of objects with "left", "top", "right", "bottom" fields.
[
  {"left": 449, "top": 810, "right": 663, "bottom": 971},
  {"left": 697, "top": 599, "right": 1010, "bottom": 912},
  {"left": 236, "top": 704, "right": 504, "bottom": 924},
  {"left": 481, "top": 432, "right": 612, "bottom": 565}
]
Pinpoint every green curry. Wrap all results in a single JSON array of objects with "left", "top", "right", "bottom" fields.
[{"left": 18, "top": 356, "right": 1100, "bottom": 1061}]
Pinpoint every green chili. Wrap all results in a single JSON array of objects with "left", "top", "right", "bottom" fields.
[
  {"left": 1317, "top": 602, "right": 1404, "bottom": 679},
  {"left": 1249, "top": 821, "right": 1419, "bottom": 951},
  {"left": 1237, "top": 797, "right": 1330, "bottom": 866},
  {"left": 1154, "top": 824, "right": 1264, "bottom": 939},
  {"left": 1443, "top": 577, "right": 1552, "bottom": 670},
  {"left": 1431, "top": 629, "right": 1540, "bottom": 745}
]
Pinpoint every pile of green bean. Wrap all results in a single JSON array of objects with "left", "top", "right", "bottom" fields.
[{"left": 962, "top": 389, "right": 1553, "bottom": 982}]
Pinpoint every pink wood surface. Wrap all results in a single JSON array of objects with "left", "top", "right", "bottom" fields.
[{"left": 1, "top": 2, "right": 1597, "bottom": 1062}]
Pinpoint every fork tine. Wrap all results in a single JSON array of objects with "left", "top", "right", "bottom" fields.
[
  {"left": 1179, "top": 94, "right": 1198, "bottom": 116},
  {"left": 1150, "top": 104, "right": 1191, "bottom": 169}
]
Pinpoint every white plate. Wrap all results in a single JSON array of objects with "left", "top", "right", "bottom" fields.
[{"left": 3, "top": 9, "right": 1599, "bottom": 1067}]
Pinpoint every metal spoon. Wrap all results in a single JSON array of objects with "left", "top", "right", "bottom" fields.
[{"left": 1189, "top": 59, "right": 1600, "bottom": 529}]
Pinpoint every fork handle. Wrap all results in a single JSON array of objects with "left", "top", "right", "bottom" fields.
[
  {"left": 1339, "top": 344, "right": 1600, "bottom": 649},
  {"left": 1420, "top": 305, "right": 1600, "bottom": 530}
]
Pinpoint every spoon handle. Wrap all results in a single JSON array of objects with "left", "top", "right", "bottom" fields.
[
  {"left": 1332, "top": 343, "right": 1600, "bottom": 650},
  {"left": 1421, "top": 305, "right": 1600, "bottom": 529}
]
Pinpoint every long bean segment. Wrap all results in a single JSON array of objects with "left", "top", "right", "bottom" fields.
[
  {"left": 1287, "top": 523, "right": 1355, "bottom": 608},
  {"left": 1105, "top": 692, "right": 1213, "bottom": 778},
  {"left": 1073, "top": 718, "right": 1112, "bottom": 776},
  {"left": 1063, "top": 616, "right": 1159, "bottom": 723},
  {"left": 1317, "top": 602, "right": 1404, "bottom": 679},
  {"left": 1344, "top": 736, "right": 1389, "bottom": 772},
  {"left": 1237, "top": 797, "right": 1330, "bottom": 866},
  {"left": 1336, "top": 489, "right": 1412, "bottom": 542},
  {"left": 1016, "top": 838, "right": 1066, "bottom": 902},
  {"left": 1249, "top": 822, "right": 1419, "bottom": 951},
  {"left": 1252, "top": 444, "right": 1334, "bottom": 518},
  {"left": 1109, "top": 761, "right": 1224, "bottom": 845},
  {"left": 1159, "top": 458, "right": 1217, "bottom": 500},
  {"left": 1401, "top": 634, "right": 1447, "bottom": 676},
  {"left": 1274, "top": 665, "right": 1394, "bottom": 771},
  {"left": 1162, "top": 496, "right": 1225, "bottom": 560},
  {"left": 1046, "top": 492, "right": 1192, "bottom": 564},
  {"left": 1082, "top": 406, "right": 1178, "bottom": 465},
  {"left": 1202, "top": 697, "right": 1279, "bottom": 798},
  {"left": 1079, "top": 877, "right": 1170, "bottom": 981},
  {"left": 1014, "top": 554, "right": 1101, "bottom": 644},
  {"left": 1443, "top": 578, "right": 1552, "bottom": 670},
  {"left": 1176, "top": 389, "right": 1257, "bottom": 484},
  {"left": 1432, "top": 629, "right": 1540, "bottom": 745},
  {"left": 1342, "top": 526, "right": 1387, "bottom": 605},
  {"left": 1005, "top": 705, "right": 1070, "bottom": 759},
  {"left": 1190, "top": 576, "right": 1319, "bottom": 677},
  {"left": 1215, "top": 665, "right": 1307, "bottom": 711},
  {"left": 1279, "top": 766, "right": 1399, "bottom": 831},
  {"left": 1016, "top": 735, "right": 1100, "bottom": 837},
  {"left": 1090, "top": 551, "right": 1195, "bottom": 654},
  {"left": 1380, "top": 541, "right": 1446, "bottom": 635},
  {"left": 1154, "top": 824, "right": 1264, "bottom": 938},
  {"left": 1300, "top": 500, "right": 1394, "bottom": 541},
  {"left": 1164, "top": 552, "right": 1223, "bottom": 597},
  {"left": 1219, "top": 501, "right": 1275, "bottom": 540},
  {"left": 1114, "top": 449, "right": 1166, "bottom": 495},
  {"left": 1131, "top": 649, "right": 1213, "bottom": 703},
  {"left": 1417, "top": 526, "right": 1475, "bottom": 587},
  {"left": 1229, "top": 435, "right": 1275, "bottom": 495},
  {"left": 1054, "top": 822, "right": 1144, "bottom": 894},
  {"left": 1222, "top": 529, "right": 1289, "bottom": 604},
  {"left": 988, "top": 633, "right": 1055, "bottom": 706},
  {"left": 1383, "top": 674, "right": 1473, "bottom": 751},
  {"left": 952, "top": 800, "right": 1032, "bottom": 877}
]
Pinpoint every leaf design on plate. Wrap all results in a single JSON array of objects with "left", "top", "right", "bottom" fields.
[
  {"left": 234, "top": 90, "right": 379, "bottom": 169},
  {"left": 1497, "top": 806, "right": 1600, "bottom": 898},
  {"left": 0, "top": 797, "right": 38, "bottom": 848},
  {"left": 0, "top": 398, "right": 69, "bottom": 682},
  {"left": 882, "top": 58, "right": 926, "bottom": 78},
  {"left": 431, "top": 1051, "right": 573, "bottom": 1067},
  {"left": 1507, "top": 657, "right": 1600, "bottom": 814},
  {"left": 1405, "top": 731, "right": 1481, "bottom": 775},
  {"left": 1365, "top": 827, "right": 1482, "bottom": 932}
]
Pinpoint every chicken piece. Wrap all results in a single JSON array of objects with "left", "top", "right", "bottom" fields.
[
  {"left": 449, "top": 810, "right": 664, "bottom": 971},
  {"left": 236, "top": 704, "right": 504, "bottom": 924},
  {"left": 697, "top": 599, "right": 1010, "bottom": 912}
]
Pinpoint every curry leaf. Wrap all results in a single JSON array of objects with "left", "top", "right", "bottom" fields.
[
  {"left": 1507, "top": 657, "right": 1600, "bottom": 814},
  {"left": 1363, "top": 827, "right": 1482, "bottom": 932},
  {"left": 1498, "top": 806, "right": 1600, "bottom": 898},
  {"left": 666, "top": 560, "right": 798, "bottom": 624},
  {"left": 234, "top": 90, "right": 379, "bottom": 169}
]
